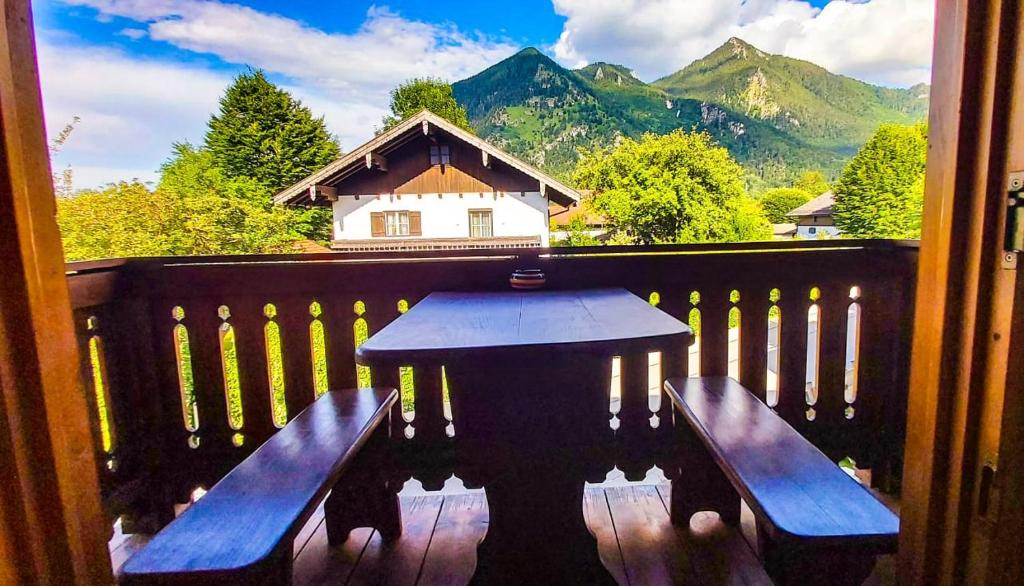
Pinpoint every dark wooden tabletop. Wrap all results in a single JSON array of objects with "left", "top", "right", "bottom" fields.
[{"left": 356, "top": 288, "right": 692, "bottom": 367}]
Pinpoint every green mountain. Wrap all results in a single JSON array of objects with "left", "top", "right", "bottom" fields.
[
  {"left": 451, "top": 39, "right": 928, "bottom": 187},
  {"left": 654, "top": 37, "right": 929, "bottom": 154}
]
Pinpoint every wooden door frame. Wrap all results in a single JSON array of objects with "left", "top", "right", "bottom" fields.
[
  {"left": 900, "top": 0, "right": 1023, "bottom": 583},
  {"left": 0, "top": 1, "right": 112, "bottom": 583},
  {"left": 0, "top": 0, "right": 1021, "bottom": 584}
]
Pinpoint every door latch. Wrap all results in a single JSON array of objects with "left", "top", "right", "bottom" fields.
[{"left": 1002, "top": 171, "right": 1024, "bottom": 269}]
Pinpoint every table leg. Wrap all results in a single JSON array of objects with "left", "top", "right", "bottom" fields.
[{"left": 445, "top": 353, "right": 616, "bottom": 585}]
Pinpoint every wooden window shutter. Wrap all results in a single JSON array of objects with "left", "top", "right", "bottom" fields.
[
  {"left": 409, "top": 211, "right": 422, "bottom": 236},
  {"left": 370, "top": 212, "right": 385, "bottom": 237}
]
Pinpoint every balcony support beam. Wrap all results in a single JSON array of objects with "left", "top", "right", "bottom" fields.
[{"left": 0, "top": 1, "right": 112, "bottom": 583}]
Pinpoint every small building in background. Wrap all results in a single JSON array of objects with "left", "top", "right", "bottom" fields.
[
  {"left": 549, "top": 194, "right": 609, "bottom": 242},
  {"left": 274, "top": 110, "right": 579, "bottom": 251},
  {"left": 771, "top": 223, "right": 797, "bottom": 239},
  {"left": 786, "top": 191, "right": 841, "bottom": 238}
]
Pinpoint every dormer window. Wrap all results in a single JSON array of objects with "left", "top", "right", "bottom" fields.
[{"left": 430, "top": 144, "right": 450, "bottom": 166}]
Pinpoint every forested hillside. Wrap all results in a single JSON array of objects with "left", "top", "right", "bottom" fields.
[{"left": 452, "top": 38, "right": 928, "bottom": 189}]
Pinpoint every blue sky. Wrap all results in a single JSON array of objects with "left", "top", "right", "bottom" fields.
[{"left": 34, "top": 1, "right": 934, "bottom": 188}]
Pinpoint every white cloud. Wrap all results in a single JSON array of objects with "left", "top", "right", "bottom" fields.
[
  {"left": 61, "top": 1, "right": 518, "bottom": 102},
  {"left": 45, "top": 1, "right": 520, "bottom": 188},
  {"left": 551, "top": 0, "right": 934, "bottom": 86},
  {"left": 38, "top": 41, "right": 229, "bottom": 188}
]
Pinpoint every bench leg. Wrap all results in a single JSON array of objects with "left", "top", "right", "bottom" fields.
[
  {"left": 757, "top": 528, "right": 878, "bottom": 586},
  {"left": 670, "top": 418, "right": 741, "bottom": 527},
  {"left": 258, "top": 546, "right": 294, "bottom": 586},
  {"left": 324, "top": 423, "right": 402, "bottom": 545}
]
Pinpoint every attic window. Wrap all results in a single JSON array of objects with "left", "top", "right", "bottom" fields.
[{"left": 430, "top": 144, "right": 450, "bottom": 166}]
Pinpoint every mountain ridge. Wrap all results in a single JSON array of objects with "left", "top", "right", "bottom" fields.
[{"left": 451, "top": 39, "right": 928, "bottom": 188}]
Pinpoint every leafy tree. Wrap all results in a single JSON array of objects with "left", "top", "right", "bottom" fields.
[
  {"left": 205, "top": 69, "right": 340, "bottom": 193},
  {"left": 381, "top": 78, "right": 472, "bottom": 132},
  {"left": 760, "top": 187, "right": 812, "bottom": 223},
  {"left": 552, "top": 215, "right": 602, "bottom": 246},
  {"left": 573, "top": 130, "right": 772, "bottom": 244},
  {"left": 58, "top": 144, "right": 302, "bottom": 261},
  {"left": 792, "top": 170, "right": 830, "bottom": 196},
  {"left": 832, "top": 123, "right": 927, "bottom": 238}
]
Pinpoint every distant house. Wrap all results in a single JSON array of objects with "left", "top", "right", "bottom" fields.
[
  {"left": 548, "top": 194, "right": 608, "bottom": 242},
  {"left": 786, "top": 191, "right": 841, "bottom": 238},
  {"left": 274, "top": 110, "right": 580, "bottom": 251}
]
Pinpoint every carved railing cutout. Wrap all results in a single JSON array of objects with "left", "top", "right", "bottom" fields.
[{"left": 64, "top": 242, "right": 917, "bottom": 534}]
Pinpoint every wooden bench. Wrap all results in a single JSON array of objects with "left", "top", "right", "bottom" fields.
[
  {"left": 119, "top": 387, "right": 401, "bottom": 585},
  {"left": 664, "top": 377, "right": 899, "bottom": 585}
]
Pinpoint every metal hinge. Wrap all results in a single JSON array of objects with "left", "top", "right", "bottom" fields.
[{"left": 1002, "top": 171, "right": 1024, "bottom": 269}]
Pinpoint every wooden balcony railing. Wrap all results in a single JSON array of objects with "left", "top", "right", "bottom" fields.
[{"left": 65, "top": 240, "right": 918, "bottom": 535}]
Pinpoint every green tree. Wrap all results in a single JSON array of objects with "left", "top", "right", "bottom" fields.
[
  {"left": 573, "top": 130, "right": 772, "bottom": 244},
  {"left": 381, "top": 78, "right": 472, "bottom": 132},
  {"left": 792, "top": 170, "right": 830, "bottom": 196},
  {"left": 552, "top": 215, "right": 602, "bottom": 246},
  {"left": 760, "top": 187, "right": 813, "bottom": 223},
  {"left": 205, "top": 70, "right": 340, "bottom": 193},
  {"left": 832, "top": 123, "right": 927, "bottom": 238},
  {"left": 58, "top": 144, "right": 302, "bottom": 261}
]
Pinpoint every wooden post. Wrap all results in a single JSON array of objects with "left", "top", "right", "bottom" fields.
[
  {"left": 0, "top": 1, "right": 112, "bottom": 583},
  {"left": 900, "top": 0, "right": 1024, "bottom": 584}
]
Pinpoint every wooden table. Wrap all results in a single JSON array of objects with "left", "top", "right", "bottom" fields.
[{"left": 357, "top": 288, "right": 692, "bottom": 584}]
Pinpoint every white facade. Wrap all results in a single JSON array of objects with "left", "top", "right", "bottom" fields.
[
  {"left": 795, "top": 224, "right": 841, "bottom": 239},
  {"left": 332, "top": 191, "right": 550, "bottom": 246}
]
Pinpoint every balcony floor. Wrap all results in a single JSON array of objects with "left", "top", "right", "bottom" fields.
[{"left": 110, "top": 481, "right": 896, "bottom": 585}]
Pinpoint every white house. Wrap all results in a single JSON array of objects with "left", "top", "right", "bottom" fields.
[
  {"left": 274, "top": 110, "right": 580, "bottom": 251},
  {"left": 786, "top": 191, "right": 841, "bottom": 239}
]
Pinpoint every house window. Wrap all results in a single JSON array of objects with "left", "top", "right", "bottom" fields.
[
  {"left": 469, "top": 209, "right": 493, "bottom": 238},
  {"left": 370, "top": 210, "right": 421, "bottom": 237},
  {"left": 430, "top": 144, "right": 450, "bottom": 166},
  {"left": 808, "top": 227, "right": 817, "bottom": 235},
  {"left": 386, "top": 211, "right": 410, "bottom": 236}
]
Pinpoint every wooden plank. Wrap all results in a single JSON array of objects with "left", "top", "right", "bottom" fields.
[
  {"left": 655, "top": 485, "right": 770, "bottom": 586},
  {"left": 664, "top": 377, "right": 898, "bottom": 547},
  {"left": 776, "top": 287, "right": 810, "bottom": 427},
  {"left": 738, "top": 286, "right": 770, "bottom": 404},
  {"left": 605, "top": 485, "right": 694, "bottom": 585},
  {"left": 583, "top": 487, "right": 628, "bottom": 585},
  {"left": 120, "top": 389, "right": 397, "bottom": 580},
  {"left": 292, "top": 522, "right": 372, "bottom": 585},
  {"left": 346, "top": 495, "right": 445, "bottom": 585},
  {"left": 699, "top": 288, "right": 729, "bottom": 378},
  {"left": 277, "top": 297, "right": 318, "bottom": 422},
  {"left": 357, "top": 289, "right": 692, "bottom": 368},
  {"left": 292, "top": 502, "right": 325, "bottom": 561},
  {"left": 416, "top": 493, "right": 489, "bottom": 584}
]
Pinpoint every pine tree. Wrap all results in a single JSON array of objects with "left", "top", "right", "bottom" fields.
[{"left": 205, "top": 70, "right": 340, "bottom": 193}]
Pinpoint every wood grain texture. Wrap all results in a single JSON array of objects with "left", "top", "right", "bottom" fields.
[
  {"left": 605, "top": 485, "right": 694, "bottom": 585},
  {"left": 65, "top": 241, "right": 918, "bottom": 553},
  {"left": 665, "top": 377, "right": 898, "bottom": 548},
  {"left": 657, "top": 485, "right": 771, "bottom": 586},
  {"left": 119, "top": 388, "right": 397, "bottom": 583},
  {"left": 416, "top": 494, "right": 489, "bottom": 585},
  {"left": 345, "top": 495, "right": 445, "bottom": 586},
  {"left": 583, "top": 487, "right": 629, "bottom": 585},
  {"left": 0, "top": 1, "right": 112, "bottom": 582},
  {"left": 356, "top": 288, "right": 692, "bottom": 367}
]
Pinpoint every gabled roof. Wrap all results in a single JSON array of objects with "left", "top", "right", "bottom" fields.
[
  {"left": 786, "top": 191, "right": 835, "bottom": 218},
  {"left": 273, "top": 110, "right": 580, "bottom": 206}
]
